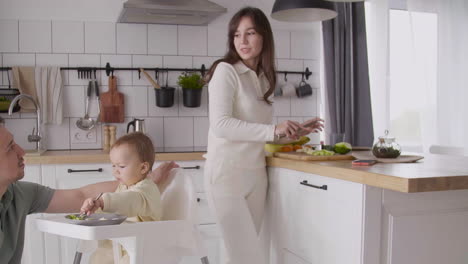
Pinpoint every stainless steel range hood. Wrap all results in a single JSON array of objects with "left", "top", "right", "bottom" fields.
[{"left": 118, "top": 0, "right": 227, "bottom": 25}]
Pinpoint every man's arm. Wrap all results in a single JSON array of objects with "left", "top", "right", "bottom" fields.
[{"left": 45, "top": 181, "right": 118, "bottom": 213}]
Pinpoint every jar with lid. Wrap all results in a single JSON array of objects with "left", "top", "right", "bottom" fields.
[{"left": 372, "top": 130, "right": 401, "bottom": 158}]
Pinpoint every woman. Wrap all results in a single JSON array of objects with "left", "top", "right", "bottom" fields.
[{"left": 204, "top": 6, "right": 323, "bottom": 264}]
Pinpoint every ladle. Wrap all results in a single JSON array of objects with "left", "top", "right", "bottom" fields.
[{"left": 76, "top": 82, "right": 95, "bottom": 130}]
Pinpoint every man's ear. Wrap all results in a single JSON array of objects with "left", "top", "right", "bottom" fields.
[{"left": 141, "top": 162, "right": 150, "bottom": 175}]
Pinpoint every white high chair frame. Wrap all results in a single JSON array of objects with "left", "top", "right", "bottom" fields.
[{"left": 36, "top": 171, "right": 210, "bottom": 264}]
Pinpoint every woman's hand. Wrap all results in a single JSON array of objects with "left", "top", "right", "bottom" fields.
[
  {"left": 297, "top": 117, "right": 324, "bottom": 136},
  {"left": 80, "top": 197, "right": 104, "bottom": 216},
  {"left": 275, "top": 120, "right": 306, "bottom": 139}
]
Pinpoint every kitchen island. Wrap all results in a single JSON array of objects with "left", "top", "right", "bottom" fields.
[
  {"left": 266, "top": 152, "right": 468, "bottom": 264},
  {"left": 23, "top": 151, "right": 468, "bottom": 264}
]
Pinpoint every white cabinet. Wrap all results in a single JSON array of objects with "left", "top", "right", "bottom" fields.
[
  {"left": 42, "top": 163, "right": 113, "bottom": 264},
  {"left": 21, "top": 165, "right": 46, "bottom": 264},
  {"left": 268, "top": 167, "right": 364, "bottom": 264}
]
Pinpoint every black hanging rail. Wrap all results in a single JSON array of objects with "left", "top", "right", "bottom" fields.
[{"left": 0, "top": 63, "right": 312, "bottom": 80}]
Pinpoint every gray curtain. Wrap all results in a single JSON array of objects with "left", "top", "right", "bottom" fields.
[{"left": 322, "top": 2, "right": 374, "bottom": 147}]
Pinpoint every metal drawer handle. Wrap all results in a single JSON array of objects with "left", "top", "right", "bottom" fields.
[
  {"left": 68, "top": 168, "right": 103, "bottom": 173},
  {"left": 300, "top": 180, "right": 328, "bottom": 191},
  {"left": 182, "top": 166, "right": 200, "bottom": 170}
]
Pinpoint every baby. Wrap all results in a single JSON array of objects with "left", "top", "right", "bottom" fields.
[{"left": 80, "top": 132, "right": 162, "bottom": 264}]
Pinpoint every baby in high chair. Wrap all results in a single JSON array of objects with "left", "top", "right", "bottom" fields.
[{"left": 80, "top": 132, "right": 162, "bottom": 264}]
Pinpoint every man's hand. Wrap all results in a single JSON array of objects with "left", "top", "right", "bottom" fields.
[{"left": 147, "top": 161, "right": 179, "bottom": 193}]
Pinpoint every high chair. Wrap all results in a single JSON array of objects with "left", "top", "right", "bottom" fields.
[{"left": 36, "top": 169, "right": 210, "bottom": 264}]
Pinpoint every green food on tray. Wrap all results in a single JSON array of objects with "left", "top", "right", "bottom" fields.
[{"left": 66, "top": 214, "right": 87, "bottom": 220}]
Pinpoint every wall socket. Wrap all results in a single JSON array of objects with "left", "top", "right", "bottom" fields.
[{"left": 71, "top": 129, "right": 97, "bottom": 144}]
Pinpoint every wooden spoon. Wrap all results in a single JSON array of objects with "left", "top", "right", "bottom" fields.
[{"left": 140, "top": 68, "right": 161, "bottom": 89}]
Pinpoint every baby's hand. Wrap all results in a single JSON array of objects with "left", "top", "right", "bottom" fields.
[{"left": 80, "top": 197, "right": 104, "bottom": 216}]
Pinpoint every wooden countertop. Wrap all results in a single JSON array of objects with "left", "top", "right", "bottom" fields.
[
  {"left": 25, "top": 151, "right": 468, "bottom": 193},
  {"left": 24, "top": 150, "right": 206, "bottom": 164},
  {"left": 267, "top": 153, "right": 468, "bottom": 193}
]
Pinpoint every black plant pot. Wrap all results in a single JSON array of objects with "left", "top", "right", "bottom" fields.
[
  {"left": 182, "top": 88, "right": 202, "bottom": 108},
  {"left": 155, "top": 87, "right": 175, "bottom": 108}
]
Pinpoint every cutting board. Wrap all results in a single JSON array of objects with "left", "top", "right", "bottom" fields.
[
  {"left": 273, "top": 152, "right": 354, "bottom": 161},
  {"left": 100, "top": 76, "right": 124, "bottom": 123}
]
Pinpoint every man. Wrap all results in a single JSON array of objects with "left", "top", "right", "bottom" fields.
[{"left": 0, "top": 117, "right": 178, "bottom": 263}]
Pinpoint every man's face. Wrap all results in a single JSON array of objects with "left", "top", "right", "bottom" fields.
[{"left": 0, "top": 127, "right": 26, "bottom": 183}]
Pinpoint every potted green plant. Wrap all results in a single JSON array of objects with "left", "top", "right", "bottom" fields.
[{"left": 178, "top": 72, "right": 204, "bottom": 108}]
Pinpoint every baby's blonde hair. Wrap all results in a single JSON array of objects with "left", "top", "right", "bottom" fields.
[{"left": 111, "top": 132, "right": 155, "bottom": 174}]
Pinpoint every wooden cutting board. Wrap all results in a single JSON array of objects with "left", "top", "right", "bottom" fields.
[
  {"left": 352, "top": 151, "right": 424, "bottom": 163},
  {"left": 100, "top": 76, "right": 124, "bottom": 123},
  {"left": 273, "top": 152, "right": 354, "bottom": 161}
]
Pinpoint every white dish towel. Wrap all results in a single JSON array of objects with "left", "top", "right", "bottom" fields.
[{"left": 13, "top": 66, "right": 64, "bottom": 125}]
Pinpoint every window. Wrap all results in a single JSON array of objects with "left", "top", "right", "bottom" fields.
[{"left": 388, "top": 9, "right": 437, "bottom": 151}]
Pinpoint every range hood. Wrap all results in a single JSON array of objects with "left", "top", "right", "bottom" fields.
[{"left": 118, "top": 0, "right": 227, "bottom": 25}]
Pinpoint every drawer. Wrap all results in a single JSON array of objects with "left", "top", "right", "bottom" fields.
[
  {"left": 195, "top": 193, "right": 216, "bottom": 225},
  {"left": 175, "top": 161, "right": 205, "bottom": 193},
  {"left": 54, "top": 163, "right": 114, "bottom": 189}
]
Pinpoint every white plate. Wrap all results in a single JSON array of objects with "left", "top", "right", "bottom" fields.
[{"left": 64, "top": 213, "right": 127, "bottom": 226}]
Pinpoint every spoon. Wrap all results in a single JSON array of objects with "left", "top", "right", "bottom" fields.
[
  {"left": 79, "top": 192, "right": 104, "bottom": 219},
  {"left": 76, "top": 82, "right": 96, "bottom": 130}
]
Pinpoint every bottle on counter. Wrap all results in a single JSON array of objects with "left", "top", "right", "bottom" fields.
[
  {"left": 109, "top": 125, "right": 117, "bottom": 147},
  {"left": 103, "top": 125, "right": 110, "bottom": 152}
]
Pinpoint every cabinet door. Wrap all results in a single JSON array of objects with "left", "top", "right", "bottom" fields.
[
  {"left": 268, "top": 168, "right": 364, "bottom": 264},
  {"left": 21, "top": 165, "right": 45, "bottom": 264},
  {"left": 288, "top": 170, "right": 364, "bottom": 264},
  {"left": 180, "top": 224, "right": 226, "bottom": 264},
  {"left": 43, "top": 163, "right": 113, "bottom": 264}
]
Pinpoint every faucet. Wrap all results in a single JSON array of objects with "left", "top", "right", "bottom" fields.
[{"left": 8, "top": 94, "right": 43, "bottom": 151}]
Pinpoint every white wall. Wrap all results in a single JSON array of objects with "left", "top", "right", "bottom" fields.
[{"left": 0, "top": 0, "right": 322, "bottom": 152}]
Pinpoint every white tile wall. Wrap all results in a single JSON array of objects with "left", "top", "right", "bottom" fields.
[
  {"left": 273, "top": 30, "right": 290, "bottom": 59},
  {"left": 148, "top": 25, "right": 177, "bottom": 55},
  {"left": 116, "top": 24, "right": 147, "bottom": 55},
  {"left": 119, "top": 85, "right": 148, "bottom": 117},
  {"left": 178, "top": 26, "right": 207, "bottom": 56},
  {"left": 1, "top": 19, "right": 322, "bottom": 151},
  {"left": 291, "top": 30, "right": 321, "bottom": 60},
  {"left": 52, "top": 21, "right": 84, "bottom": 54},
  {"left": 207, "top": 26, "right": 227, "bottom": 57},
  {"left": 19, "top": 21, "right": 51, "bottom": 53},
  {"left": 45, "top": 118, "right": 71, "bottom": 150},
  {"left": 164, "top": 117, "right": 194, "bottom": 148},
  {"left": 36, "top": 54, "right": 68, "bottom": 66},
  {"left": 194, "top": 117, "right": 209, "bottom": 147},
  {"left": 0, "top": 20, "right": 19, "bottom": 52},
  {"left": 85, "top": 22, "right": 115, "bottom": 54}
]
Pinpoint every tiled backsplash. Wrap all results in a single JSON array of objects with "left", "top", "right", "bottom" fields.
[{"left": 0, "top": 20, "right": 322, "bottom": 152}]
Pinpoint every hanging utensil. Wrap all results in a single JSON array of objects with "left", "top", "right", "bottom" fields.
[
  {"left": 140, "top": 68, "right": 161, "bottom": 89},
  {"left": 76, "top": 82, "right": 96, "bottom": 130}
]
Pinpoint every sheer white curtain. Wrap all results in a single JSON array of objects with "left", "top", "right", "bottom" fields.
[{"left": 365, "top": 0, "right": 468, "bottom": 153}]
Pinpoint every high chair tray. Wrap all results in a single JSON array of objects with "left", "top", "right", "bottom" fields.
[{"left": 36, "top": 214, "right": 187, "bottom": 241}]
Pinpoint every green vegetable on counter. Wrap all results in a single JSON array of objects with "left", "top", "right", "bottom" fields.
[{"left": 334, "top": 142, "right": 352, "bottom": 154}]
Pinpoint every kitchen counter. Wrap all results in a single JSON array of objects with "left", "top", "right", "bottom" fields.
[
  {"left": 25, "top": 150, "right": 468, "bottom": 193},
  {"left": 267, "top": 152, "right": 468, "bottom": 193},
  {"left": 24, "top": 150, "right": 206, "bottom": 164}
]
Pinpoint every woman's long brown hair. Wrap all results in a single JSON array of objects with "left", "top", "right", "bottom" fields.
[{"left": 204, "top": 6, "right": 276, "bottom": 104}]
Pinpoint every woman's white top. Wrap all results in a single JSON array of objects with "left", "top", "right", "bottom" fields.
[{"left": 206, "top": 61, "right": 276, "bottom": 170}]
